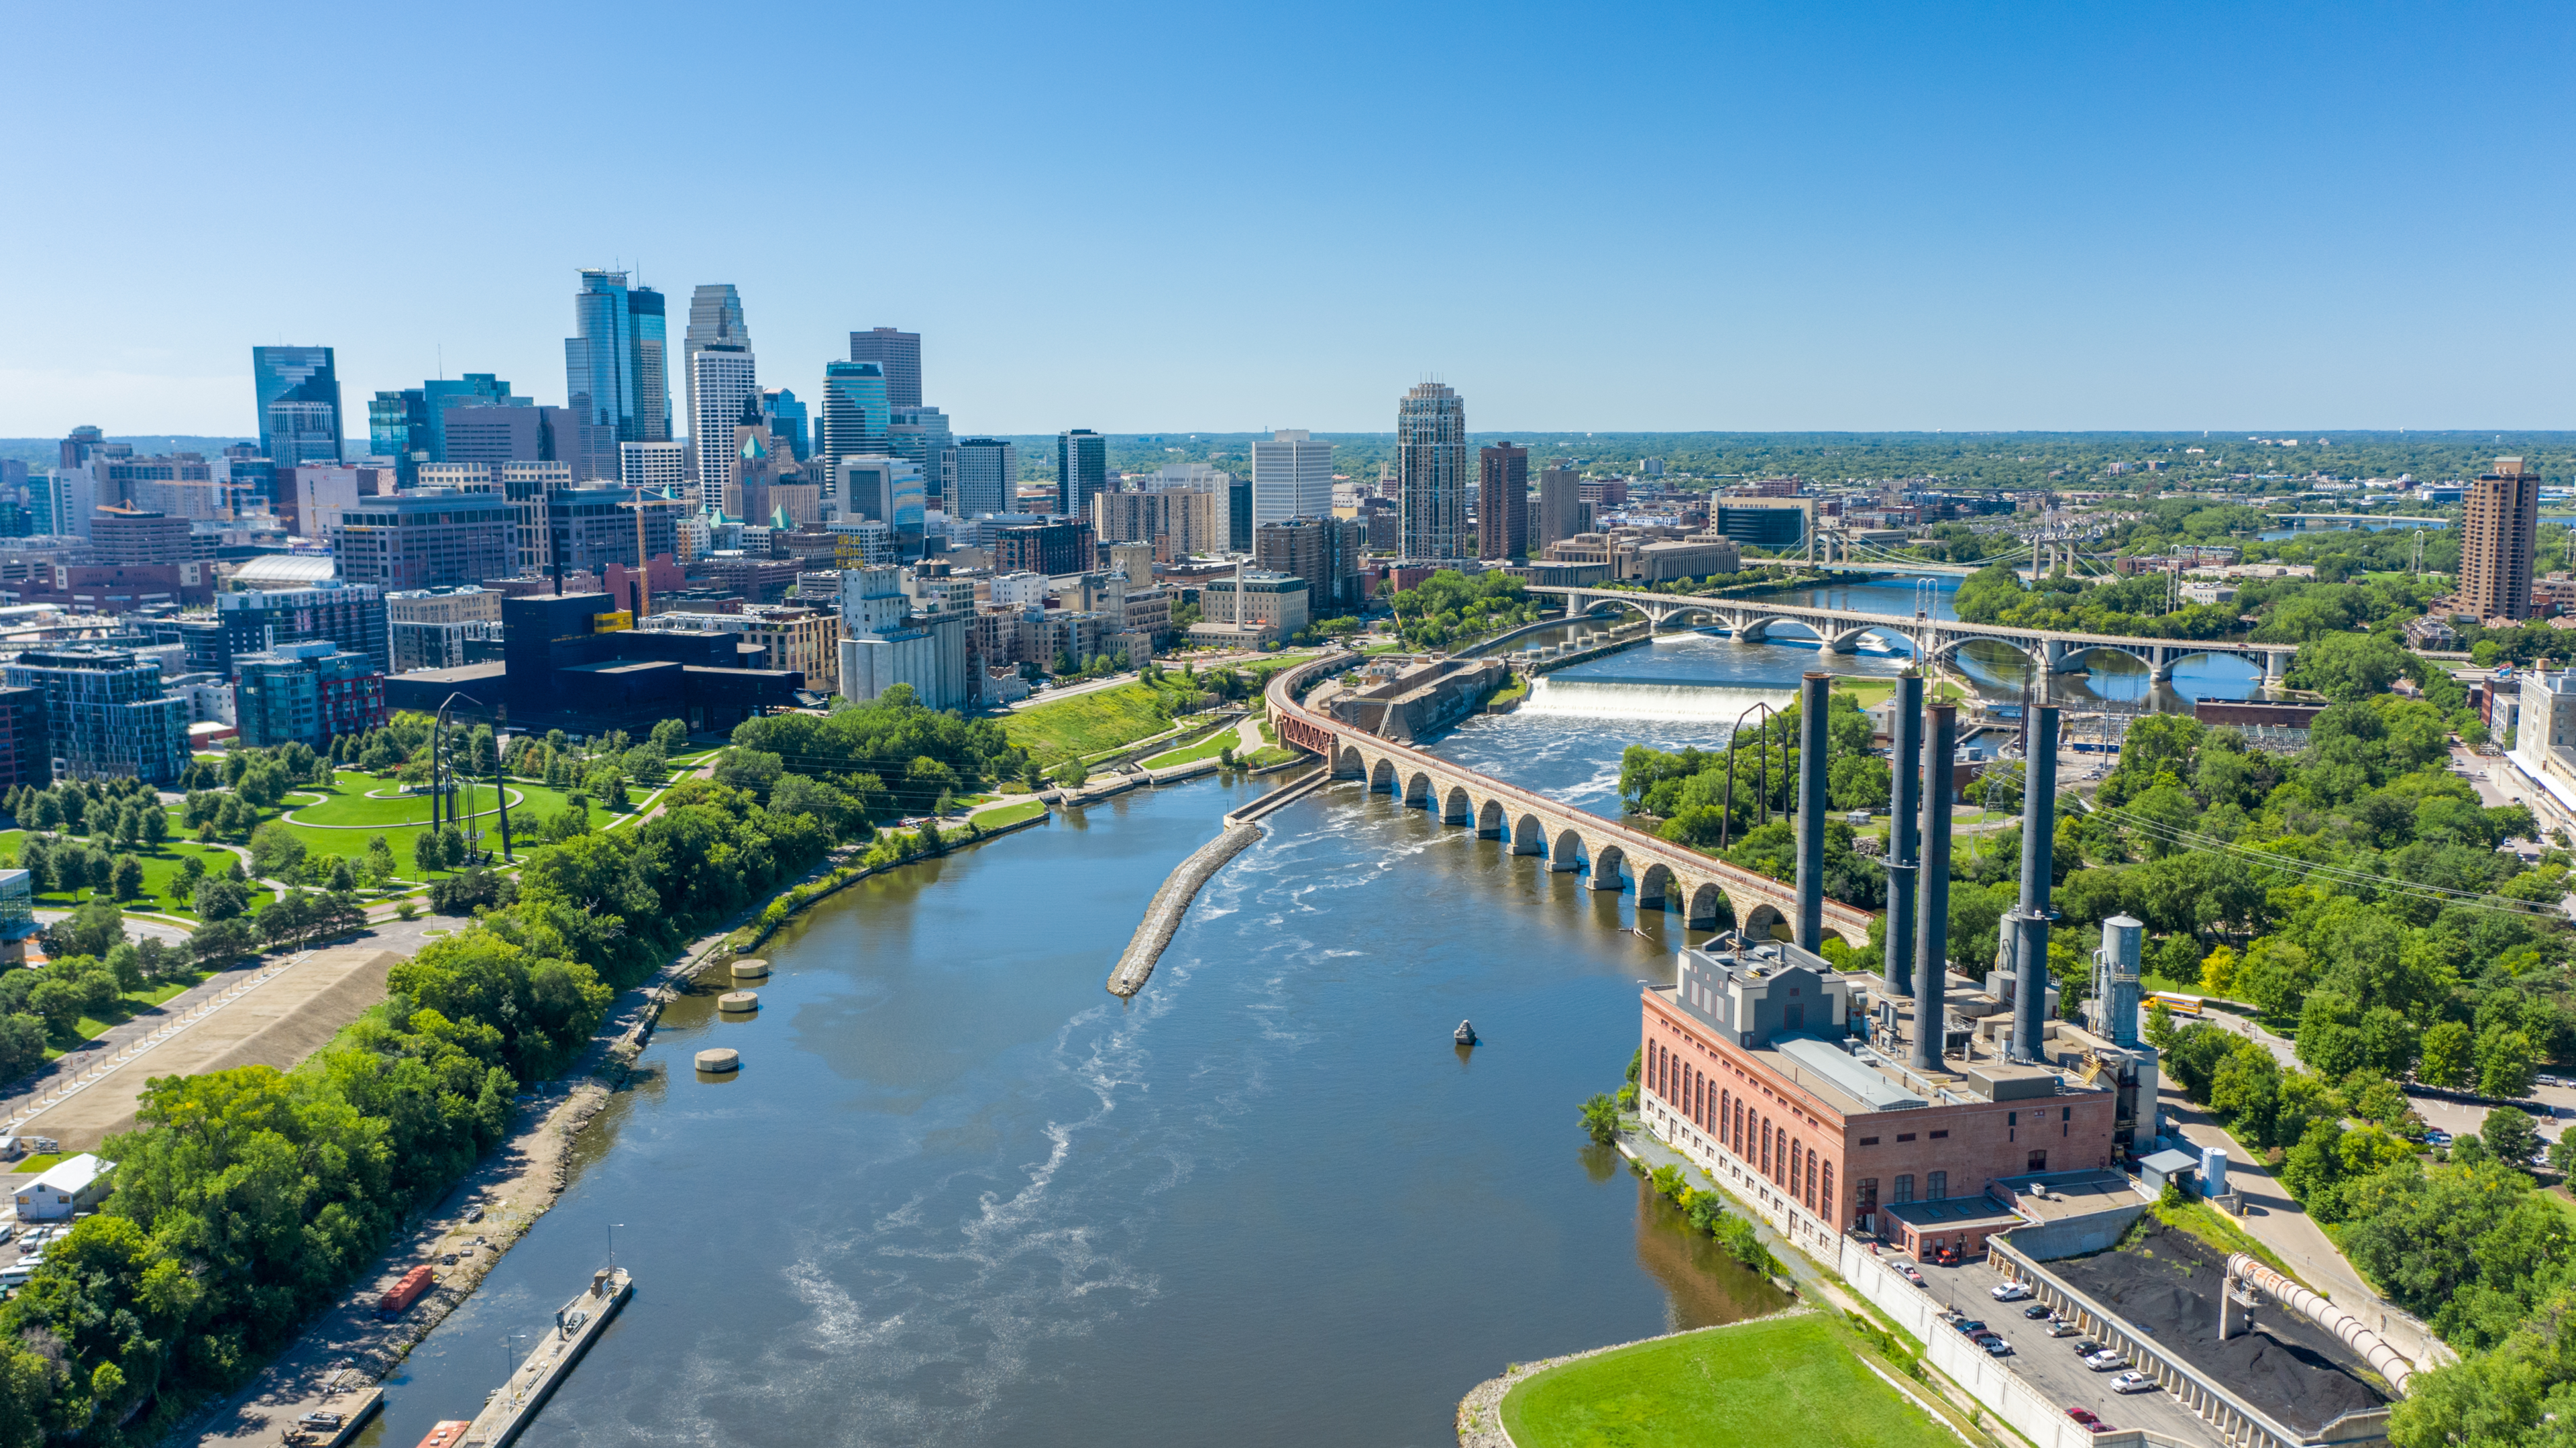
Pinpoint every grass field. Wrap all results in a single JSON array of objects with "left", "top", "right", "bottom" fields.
[
  {"left": 1500, "top": 1312, "right": 1962, "bottom": 1448},
  {"left": 9, "top": 1154, "right": 64, "bottom": 1174},
  {"left": 0, "top": 833, "right": 248, "bottom": 918},
  {"left": 1005, "top": 684, "right": 1187, "bottom": 764},
  {"left": 1831, "top": 676, "right": 1897, "bottom": 709},
  {"left": 1141, "top": 729, "right": 1238, "bottom": 769},
  {"left": 975, "top": 800, "right": 1049, "bottom": 829}
]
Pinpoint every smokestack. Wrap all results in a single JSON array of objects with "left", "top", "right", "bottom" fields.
[
  {"left": 1794, "top": 671, "right": 1830, "bottom": 951},
  {"left": 1882, "top": 672, "right": 1923, "bottom": 997},
  {"left": 629, "top": 579, "right": 642, "bottom": 619},
  {"left": 1909, "top": 701, "right": 1957, "bottom": 1073},
  {"left": 2010, "top": 705, "right": 2061, "bottom": 1063}
]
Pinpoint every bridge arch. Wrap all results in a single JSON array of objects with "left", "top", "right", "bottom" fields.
[
  {"left": 1401, "top": 768, "right": 1434, "bottom": 807},
  {"left": 1637, "top": 861, "right": 1676, "bottom": 909},
  {"left": 1511, "top": 811, "right": 1548, "bottom": 856},
  {"left": 1335, "top": 743, "right": 1365, "bottom": 779},
  {"left": 1440, "top": 784, "right": 1472, "bottom": 824},
  {"left": 2044, "top": 641, "right": 2161, "bottom": 677},
  {"left": 1827, "top": 623, "right": 1914, "bottom": 656},
  {"left": 1685, "top": 880, "right": 1730, "bottom": 929},
  {"left": 2143, "top": 645, "right": 2271, "bottom": 683},
  {"left": 1550, "top": 826, "right": 1588, "bottom": 874},
  {"left": 1368, "top": 756, "right": 1397, "bottom": 793},
  {"left": 1924, "top": 634, "right": 2052, "bottom": 677},
  {"left": 1474, "top": 796, "right": 1506, "bottom": 837},
  {"left": 1590, "top": 841, "right": 1629, "bottom": 892},
  {"left": 1742, "top": 900, "right": 1789, "bottom": 941}
]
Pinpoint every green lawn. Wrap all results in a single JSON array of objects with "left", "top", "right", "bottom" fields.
[
  {"left": 1501, "top": 1312, "right": 1961, "bottom": 1448},
  {"left": 1141, "top": 729, "right": 1238, "bottom": 769},
  {"left": 1006, "top": 683, "right": 1194, "bottom": 764},
  {"left": 1238, "top": 747, "right": 1297, "bottom": 768},
  {"left": 975, "top": 800, "right": 1049, "bottom": 829},
  {"left": 0, "top": 833, "right": 246, "bottom": 918},
  {"left": 46, "top": 972, "right": 213, "bottom": 1059},
  {"left": 9, "top": 1154, "right": 64, "bottom": 1175}
]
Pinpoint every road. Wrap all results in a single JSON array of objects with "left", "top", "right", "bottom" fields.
[{"left": 1903, "top": 1247, "right": 2224, "bottom": 1446}]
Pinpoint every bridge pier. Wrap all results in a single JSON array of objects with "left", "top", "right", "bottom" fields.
[{"left": 1585, "top": 869, "right": 1622, "bottom": 891}]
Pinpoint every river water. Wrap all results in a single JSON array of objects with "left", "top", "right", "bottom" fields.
[
  {"left": 361, "top": 777, "right": 1782, "bottom": 1448},
  {"left": 358, "top": 574, "right": 2264, "bottom": 1447}
]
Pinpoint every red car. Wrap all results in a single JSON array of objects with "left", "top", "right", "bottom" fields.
[{"left": 2067, "top": 1408, "right": 2099, "bottom": 1426}]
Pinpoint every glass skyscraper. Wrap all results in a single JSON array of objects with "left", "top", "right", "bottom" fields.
[
  {"left": 762, "top": 388, "right": 809, "bottom": 460},
  {"left": 889, "top": 405, "right": 952, "bottom": 505},
  {"left": 817, "top": 361, "right": 890, "bottom": 472},
  {"left": 251, "top": 346, "right": 343, "bottom": 464},
  {"left": 564, "top": 270, "right": 672, "bottom": 481},
  {"left": 847, "top": 327, "right": 922, "bottom": 409},
  {"left": 1057, "top": 428, "right": 1107, "bottom": 519}
]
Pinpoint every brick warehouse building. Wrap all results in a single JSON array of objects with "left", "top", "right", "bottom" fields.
[{"left": 1642, "top": 940, "right": 2125, "bottom": 1263}]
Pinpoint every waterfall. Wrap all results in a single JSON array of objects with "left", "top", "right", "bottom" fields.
[{"left": 1517, "top": 677, "right": 1800, "bottom": 722}]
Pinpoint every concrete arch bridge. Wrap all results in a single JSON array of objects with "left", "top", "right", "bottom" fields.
[
  {"left": 1526, "top": 585, "right": 2295, "bottom": 686},
  {"left": 1267, "top": 656, "right": 1873, "bottom": 943}
]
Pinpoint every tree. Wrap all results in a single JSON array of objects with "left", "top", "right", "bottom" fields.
[
  {"left": 140, "top": 806, "right": 168, "bottom": 847},
  {"left": 413, "top": 829, "right": 450, "bottom": 878},
  {"left": 191, "top": 876, "right": 251, "bottom": 922},
  {"left": 1580, "top": 1093, "right": 1621, "bottom": 1145},
  {"left": 27, "top": 976, "right": 85, "bottom": 1035},
  {"left": 2288, "top": 631, "right": 2411, "bottom": 703},
  {"left": 364, "top": 835, "right": 398, "bottom": 886},
  {"left": 47, "top": 898, "right": 125, "bottom": 959},
  {"left": 2477, "top": 1026, "right": 2539, "bottom": 1100},
  {"left": 2419, "top": 1021, "right": 2475, "bottom": 1090},
  {"left": 186, "top": 915, "right": 258, "bottom": 969},
  {"left": 2480, "top": 1108, "right": 2542, "bottom": 1172},
  {"left": 325, "top": 855, "right": 358, "bottom": 892},
  {"left": 0, "top": 1011, "right": 44, "bottom": 1078},
  {"left": 109, "top": 854, "right": 144, "bottom": 900},
  {"left": 651, "top": 718, "right": 688, "bottom": 752},
  {"left": 248, "top": 821, "right": 307, "bottom": 880}
]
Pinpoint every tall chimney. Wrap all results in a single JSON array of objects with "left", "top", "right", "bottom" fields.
[
  {"left": 1909, "top": 701, "right": 1957, "bottom": 1073},
  {"left": 2010, "top": 705, "right": 2061, "bottom": 1064},
  {"left": 1794, "top": 671, "right": 1830, "bottom": 951},
  {"left": 1882, "top": 672, "right": 1923, "bottom": 997}
]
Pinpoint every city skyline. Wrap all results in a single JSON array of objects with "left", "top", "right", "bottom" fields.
[{"left": 5, "top": 3, "right": 2572, "bottom": 437}]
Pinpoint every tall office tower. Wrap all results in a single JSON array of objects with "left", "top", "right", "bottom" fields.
[
  {"left": 58, "top": 425, "right": 119, "bottom": 471},
  {"left": 251, "top": 346, "right": 344, "bottom": 464},
  {"left": 1250, "top": 428, "right": 1334, "bottom": 529},
  {"left": 1538, "top": 464, "right": 1585, "bottom": 548},
  {"left": 818, "top": 361, "right": 891, "bottom": 477},
  {"left": 849, "top": 327, "right": 922, "bottom": 408},
  {"left": 1395, "top": 382, "right": 1468, "bottom": 562},
  {"left": 1229, "top": 476, "right": 1252, "bottom": 551},
  {"left": 690, "top": 346, "right": 760, "bottom": 513},
  {"left": 367, "top": 391, "right": 427, "bottom": 483},
  {"left": 1057, "top": 429, "right": 1106, "bottom": 519},
  {"left": 890, "top": 405, "right": 953, "bottom": 504},
  {"left": 564, "top": 270, "right": 673, "bottom": 480},
  {"left": 621, "top": 442, "right": 690, "bottom": 496},
  {"left": 1479, "top": 441, "right": 1530, "bottom": 560},
  {"left": 761, "top": 389, "right": 809, "bottom": 460},
  {"left": 949, "top": 438, "right": 1018, "bottom": 519},
  {"left": 684, "top": 285, "right": 751, "bottom": 448},
  {"left": 2460, "top": 456, "right": 2543, "bottom": 621},
  {"left": 422, "top": 374, "right": 528, "bottom": 461}
]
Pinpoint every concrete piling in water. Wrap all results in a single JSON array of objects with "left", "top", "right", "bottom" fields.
[
  {"left": 729, "top": 959, "right": 769, "bottom": 981},
  {"left": 694, "top": 1048, "right": 740, "bottom": 1074},
  {"left": 718, "top": 991, "right": 759, "bottom": 1013}
]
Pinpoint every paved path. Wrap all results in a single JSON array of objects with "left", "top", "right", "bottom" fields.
[{"left": 2155, "top": 1086, "right": 2452, "bottom": 1370}]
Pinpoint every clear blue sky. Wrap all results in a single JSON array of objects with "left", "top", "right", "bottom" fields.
[{"left": 4, "top": 1, "right": 2569, "bottom": 439}]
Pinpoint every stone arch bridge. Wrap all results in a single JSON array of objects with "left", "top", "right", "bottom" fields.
[
  {"left": 1268, "top": 656, "right": 1873, "bottom": 943},
  {"left": 1527, "top": 585, "right": 2295, "bottom": 686}
]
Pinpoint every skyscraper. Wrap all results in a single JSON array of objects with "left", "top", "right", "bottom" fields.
[
  {"left": 564, "top": 270, "right": 673, "bottom": 480},
  {"left": 890, "top": 405, "right": 953, "bottom": 506},
  {"left": 761, "top": 389, "right": 809, "bottom": 460},
  {"left": 849, "top": 327, "right": 922, "bottom": 409},
  {"left": 949, "top": 439, "right": 1018, "bottom": 519},
  {"left": 690, "top": 346, "right": 760, "bottom": 515},
  {"left": 251, "top": 346, "right": 344, "bottom": 464},
  {"left": 817, "top": 362, "right": 890, "bottom": 474},
  {"left": 1250, "top": 429, "right": 1334, "bottom": 529},
  {"left": 684, "top": 285, "right": 751, "bottom": 448},
  {"left": 1057, "top": 429, "right": 1106, "bottom": 519},
  {"left": 1538, "top": 464, "right": 1585, "bottom": 548},
  {"left": 423, "top": 373, "right": 528, "bottom": 462},
  {"left": 2460, "top": 456, "right": 2542, "bottom": 621},
  {"left": 1479, "top": 441, "right": 1529, "bottom": 560},
  {"left": 1395, "top": 382, "right": 1468, "bottom": 563}
]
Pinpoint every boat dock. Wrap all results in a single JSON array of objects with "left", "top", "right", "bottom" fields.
[{"left": 458, "top": 1268, "right": 631, "bottom": 1448}]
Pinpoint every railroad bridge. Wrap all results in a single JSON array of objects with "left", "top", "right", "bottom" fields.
[
  {"left": 1267, "top": 656, "right": 1873, "bottom": 943},
  {"left": 1527, "top": 585, "right": 2295, "bottom": 686}
]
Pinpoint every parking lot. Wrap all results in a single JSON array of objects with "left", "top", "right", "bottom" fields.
[{"left": 1895, "top": 1248, "right": 2227, "bottom": 1447}]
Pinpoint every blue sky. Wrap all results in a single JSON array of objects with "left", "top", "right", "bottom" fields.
[{"left": 3, "top": 1, "right": 2569, "bottom": 437}]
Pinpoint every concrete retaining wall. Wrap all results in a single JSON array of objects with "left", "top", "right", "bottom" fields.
[
  {"left": 1106, "top": 822, "right": 1259, "bottom": 998},
  {"left": 2006, "top": 1202, "right": 2150, "bottom": 1261}
]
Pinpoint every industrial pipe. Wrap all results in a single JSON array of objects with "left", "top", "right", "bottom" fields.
[
  {"left": 2010, "top": 704, "right": 2060, "bottom": 1063},
  {"left": 2226, "top": 1254, "right": 2417, "bottom": 1396},
  {"left": 1882, "top": 672, "right": 1923, "bottom": 998},
  {"left": 1794, "top": 672, "right": 1830, "bottom": 952},
  {"left": 1909, "top": 702, "right": 1957, "bottom": 1072}
]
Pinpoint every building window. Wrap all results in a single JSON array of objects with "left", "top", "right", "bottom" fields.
[
  {"left": 1896, "top": 1133, "right": 1916, "bottom": 1143},
  {"left": 1855, "top": 1176, "right": 1876, "bottom": 1208},
  {"left": 2029, "top": 1151, "right": 2048, "bottom": 1174},
  {"left": 1929, "top": 1131, "right": 1947, "bottom": 1139},
  {"left": 1892, "top": 1174, "right": 1915, "bottom": 1204},
  {"left": 1927, "top": 1171, "right": 1947, "bottom": 1200},
  {"left": 1858, "top": 1137, "right": 1879, "bottom": 1147}
]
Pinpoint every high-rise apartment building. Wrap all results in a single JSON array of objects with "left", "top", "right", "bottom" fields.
[
  {"left": 3, "top": 649, "right": 190, "bottom": 783},
  {"left": 1396, "top": 383, "right": 1468, "bottom": 563},
  {"left": 818, "top": 361, "right": 890, "bottom": 474},
  {"left": 58, "top": 425, "right": 123, "bottom": 472},
  {"left": 684, "top": 284, "right": 751, "bottom": 447},
  {"left": 949, "top": 438, "right": 1018, "bottom": 519},
  {"left": 331, "top": 493, "right": 521, "bottom": 590},
  {"left": 1229, "top": 475, "right": 1252, "bottom": 552},
  {"left": 2460, "top": 456, "right": 2544, "bottom": 622},
  {"left": 1057, "top": 429, "right": 1107, "bottom": 519},
  {"left": 1538, "top": 465, "right": 1585, "bottom": 548},
  {"left": 1250, "top": 429, "right": 1334, "bottom": 529},
  {"left": 251, "top": 346, "right": 344, "bottom": 464},
  {"left": 849, "top": 327, "right": 922, "bottom": 409},
  {"left": 621, "top": 442, "right": 690, "bottom": 497},
  {"left": 690, "top": 346, "right": 760, "bottom": 515},
  {"left": 210, "top": 581, "right": 392, "bottom": 677},
  {"left": 1479, "top": 442, "right": 1530, "bottom": 560},
  {"left": 564, "top": 270, "right": 672, "bottom": 480},
  {"left": 1095, "top": 486, "right": 1223, "bottom": 564},
  {"left": 1254, "top": 515, "right": 1364, "bottom": 617},
  {"left": 233, "top": 641, "right": 387, "bottom": 749}
]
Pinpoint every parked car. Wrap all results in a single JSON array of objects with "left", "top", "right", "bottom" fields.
[
  {"left": 1900, "top": 1265, "right": 1927, "bottom": 1285},
  {"left": 2111, "top": 1372, "right": 2156, "bottom": 1394},
  {"left": 2424, "top": 1129, "right": 2453, "bottom": 1146},
  {"left": 1990, "top": 1282, "right": 2032, "bottom": 1301},
  {"left": 1982, "top": 1338, "right": 2014, "bottom": 1356},
  {"left": 2071, "top": 1338, "right": 2104, "bottom": 1357},
  {"left": 2066, "top": 1408, "right": 2100, "bottom": 1426},
  {"left": 2045, "top": 1320, "right": 2080, "bottom": 1337},
  {"left": 2022, "top": 1304, "right": 2052, "bottom": 1320},
  {"left": 2085, "top": 1350, "right": 2129, "bottom": 1372},
  {"left": 1952, "top": 1320, "right": 1988, "bottom": 1337}
]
